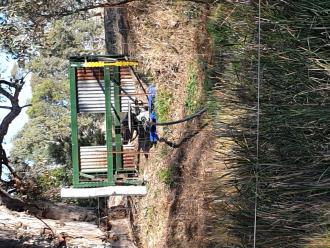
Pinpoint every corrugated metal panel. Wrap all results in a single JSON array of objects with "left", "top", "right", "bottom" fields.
[
  {"left": 122, "top": 143, "right": 135, "bottom": 168},
  {"left": 80, "top": 144, "right": 136, "bottom": 173},
  {"left": 77, "top": 77, "right": 105, "bottom": 112},
  {"left": 76, "top": 67, "right": 137, "bottom": 113},
  {"left": 80, "top": 146, "right": 107, "bottom": 173},
  {"left": 119, "top": 67, "right": 136, "bottom": 112}
]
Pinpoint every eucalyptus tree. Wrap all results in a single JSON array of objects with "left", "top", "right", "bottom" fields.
[
  {"left": 0, "top": 0, "right": 133, "bottom": 61},
  {"left": 0, "top": 73, "right": 32, "bottom": 200},
  {"left": 0, "top": 0, "right": 116, "bottom": 201}
]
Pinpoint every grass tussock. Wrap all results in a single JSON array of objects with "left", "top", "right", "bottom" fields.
[
  {"left": 157, "top": 167, "right": 175, "bottom": 187},
  {"left": 155, "top": 88, "right": 174, "bottom": 123},
  {"left": 185, "top": 65, "right": 199, "bottom": 114},
  {"left": 206, "top": 1, "right": 330, "bottom": 247}
]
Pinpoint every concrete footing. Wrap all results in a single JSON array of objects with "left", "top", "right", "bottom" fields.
[{"left": 61, "top": 186, "right": 147, "bottom": 198}]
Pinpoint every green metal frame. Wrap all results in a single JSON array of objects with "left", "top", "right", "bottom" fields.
[
  {"left": 70, "top": 65, "right": 116, "bottom": 188},
  {"left": 113, "top": 66, "right": 123, "bottom": 171},
  {"left": 69, "top": 58, "right": 143, "bottom": 188},
  {"left": 75, "top": 181, "right": 115, "bottom": 188},
  {"left": 104, "top": 66, "right": 115, "bottom": 186},
  {"left": 69, "top": 66, "right": 80, "bottom": 187}
]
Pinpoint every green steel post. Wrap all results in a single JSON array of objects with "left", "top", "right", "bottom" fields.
[
  {"left": 69, "top": 66, "right": 80, "bottom": 187},
  {"left": 75, "top": 181, "right": 112, "bottom": 188},
  {"left": 113, "top": 66, "right": 122, "bottom": 170},
  {"left": 104, "top": 66, "right": 114, "bottom": 185}
]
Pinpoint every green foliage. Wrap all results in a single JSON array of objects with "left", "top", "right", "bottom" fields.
[
  {"left": 146, "top": 206, "right": 155, "bottom": 217},
  {"left": 184, "top": 66, "right": 198, "bottom": 114},
  {"left": 0, "top": 0, "right": 107, "bottom": 60},
  {"left": 207, "top": 4, "right": 254, "bottom": 48},
  {"left": 27, "top": 77, "right": 69, "bottom": 118},
  {"left": 27, "top": 56, "right": 68, "bottom": 79},
  {"left": 11, "top": 72, "right": 71, "bottom": 167},
  {"left": 203, "top": 75, "right": 220, "bottom": 117},
  {"left": 157, "top": 167, "right": 175, "bottom": 187},
  {"left": 155, "top": 88, "right": 173, "bottom": 122},
  {"left": 35, "top": 167, "right": 69, "bottom": 200},
  {"left": 42, "top": 18, "right": 104, "bottom": 58},
  {"left": 207, "top": 21, "right": 231, "bottom": 47}
]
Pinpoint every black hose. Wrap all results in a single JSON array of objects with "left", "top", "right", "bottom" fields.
[{"left": 150, "top": 108, "right": 207, "bottom": 126}]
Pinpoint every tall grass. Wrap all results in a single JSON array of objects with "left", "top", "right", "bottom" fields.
[
  {"left": 207, "top": 1, "right": 330, "bottom": 247},
  {"left": 185, "top": 66, "right": 199, "bottom": 114}
]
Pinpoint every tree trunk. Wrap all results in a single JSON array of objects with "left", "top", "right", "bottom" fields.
[
  {"left": 0, "top": 188, "right": 26, "bottom": 212},
  {"left": 0, "top": 188, "right": 96, "bottom": 221}
]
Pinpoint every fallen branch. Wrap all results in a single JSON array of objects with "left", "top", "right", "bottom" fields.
[
  {"left": 31, "top": 214, "right": 56, "bottom": 237},
  {"left": 41, "top": 0, "right": 136, "bottom": 19}
]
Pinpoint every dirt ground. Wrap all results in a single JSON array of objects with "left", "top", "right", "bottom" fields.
[{"left": 124, "top": 1, "right": 213, "bottom": 247}]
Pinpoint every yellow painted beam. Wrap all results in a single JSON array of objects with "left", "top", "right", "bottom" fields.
[{"left": 82, "top": 61, "right": 138, "bottom": 67}]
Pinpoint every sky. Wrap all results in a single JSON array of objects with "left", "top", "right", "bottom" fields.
[{"left": 0, "top": 53, "right": 32, "bottom": 154}]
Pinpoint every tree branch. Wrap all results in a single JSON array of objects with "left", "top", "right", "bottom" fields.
[
  {"left": 3, "top": 162, "right": 22, "bottom": 181},
  {"left": 0, "top": 106, "right": 12, "bottom": 110},
  {"left": 41, "top": 0, "right": 136, "bottom": 18},
  {"left": 6, "top": 188, "right": 17, "bottom": 194},
  {"left": 0, "top": 79, "right": 16, "bottom": 88},
  {"left": 13, "top": 83, "right": 23, "bottom": 99},
  {"left": 0, "top": 86, "right": 13, "bottom": 100},
  {"left": 0, "top": 76, "right": 28, "bottom": 194},
  {"left": 21, "top": 103, "right": 32, "bottom": 109},
  {"left": 0, "top": 187, "right": 27, "bottom": 212},
  {"left": 0, "top": 102, "right": 21, "bottom": 143},
  {"left": 21, "top": 71, "right": 31, "bottom": 82}
]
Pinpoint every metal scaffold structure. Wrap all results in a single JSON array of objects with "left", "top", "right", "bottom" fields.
[
  {"left": 61, "top": 55, "right": 148, "bottom": 198},
  {"left": 61, "top": 55, "right": 206, "bottom": 198}
]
